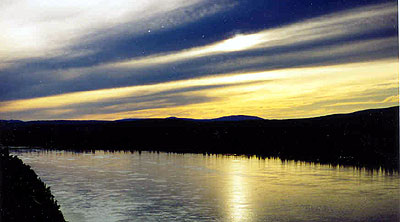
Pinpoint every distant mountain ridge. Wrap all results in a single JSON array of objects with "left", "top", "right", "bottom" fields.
[
  {"left": 0, "top": 107, "right": 395, "bottom": 122},
  {"left": 210, "top": 115, "right": 264, "bottom": 121},
  {"left": 0, "top": 115, "right": 264, "bottom": 123},
  {"left": 0, "top": 106, "right": 398, "bottom": 169},
  {"left": 106, "top": 115, "right": 263, "bottom": 122}
]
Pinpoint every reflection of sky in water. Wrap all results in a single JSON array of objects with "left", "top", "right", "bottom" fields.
[{"left": 11, "top": 150, "right": 400, "bottom": 222}]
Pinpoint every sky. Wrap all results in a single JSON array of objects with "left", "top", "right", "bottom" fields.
[{"left": 0, "top": 0, "right": 398, "bottom": 120}]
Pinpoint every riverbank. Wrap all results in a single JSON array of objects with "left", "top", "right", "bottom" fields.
[
  {"left": 1, "top": 106, "right": 398, "bottom": 170},
  {"left": 0, "top": 148, "right": 66, "bottom": 222}
]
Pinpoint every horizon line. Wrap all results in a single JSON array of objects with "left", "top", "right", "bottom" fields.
[{"left": 2, "top": 105, "right": 398, "bottom": 122}]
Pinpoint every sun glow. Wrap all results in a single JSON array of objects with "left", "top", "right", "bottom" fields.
[{"left": 210, "top": 34, "right": 265, "bottom": 52}]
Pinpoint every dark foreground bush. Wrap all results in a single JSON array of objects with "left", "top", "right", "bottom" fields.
[{"left": 0, "top": 148, "right": 66, "bottom": 222}]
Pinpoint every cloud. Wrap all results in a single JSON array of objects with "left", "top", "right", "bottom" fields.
[
  {"left": 0, "top": 0, "right": 226, "bottom": 63},
  {"left": 1, "top": 1, "right": 395, "bottom": 103},
  {"left": 0, "top": 69, "right": 282, "bottom": 113},
  {"left": 0, "top": 59, "right": 397, "bottom": 120},
  {"left": 109, "top": 2, "right": 397, "bottom": 68},
  {"left": 2, "top": 34, "right": 393, "bottom": 102},
  {"left": 0, "top": 1, "right": 397, "bottom": 120}
]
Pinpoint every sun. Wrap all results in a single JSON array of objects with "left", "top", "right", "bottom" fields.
[{"left": 211, "top": 33, "right": 265, "bottom": 52}]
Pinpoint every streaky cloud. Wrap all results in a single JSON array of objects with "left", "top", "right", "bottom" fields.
[
  {"left": 1, "top": 1, "right": 394, "bottom": 103},
  {"left": 0, "top": 0, "right": 227, "bottom": 63},
  {"left": 0, "top": 60, "right": 397, "bottom": 120},
  {"left": 0, "top": 1, "right": 397, "bottom": 120},
  {"left": 109, "top": 2, "right": 397, "bottom": 68}
]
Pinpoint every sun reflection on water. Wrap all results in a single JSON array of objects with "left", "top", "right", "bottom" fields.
[
  {"left": 225, "top": 158, "right": 251, "bottom": 221},
  {"left": 10, "top": 150, "right": 400, "bottom": 222}
]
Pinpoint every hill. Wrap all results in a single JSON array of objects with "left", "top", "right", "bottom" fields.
[{"left": 0, "top": 107, "right": 398, "bottom": 169}]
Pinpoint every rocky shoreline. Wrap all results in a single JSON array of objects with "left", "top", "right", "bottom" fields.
[{"left": 0, "top": 147, "right": 66, "bottom": 222}]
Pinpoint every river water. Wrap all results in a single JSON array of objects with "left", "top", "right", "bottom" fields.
[{"left": 11, "top": 150, "right": 400, "bottom": 222}]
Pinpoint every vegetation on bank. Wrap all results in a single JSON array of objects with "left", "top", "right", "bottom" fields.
[
  {"left": 0, "top": 148, "right": 66, "bottom": 222},
  {"left": 0, "top": 106, "right": 398, "bottom": 169}
]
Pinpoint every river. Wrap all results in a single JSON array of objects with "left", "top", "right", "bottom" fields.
[{"left": 11, "top": 149, "right": 399, "bottom": 222}]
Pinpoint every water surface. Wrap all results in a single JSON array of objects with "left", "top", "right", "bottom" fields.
[{"left": 11, "top": 150, "right": 400, "bottom": 222}]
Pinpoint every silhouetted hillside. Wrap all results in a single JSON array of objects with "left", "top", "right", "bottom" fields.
[
  {"left": 0, "top": 148, "right": 65, "bottom": 222},
  {"left": 211, "top": 115, "right": 264, "bottom": 121},
  {"left": 0, "top": 107, "right": 398, "bottom": 169}
]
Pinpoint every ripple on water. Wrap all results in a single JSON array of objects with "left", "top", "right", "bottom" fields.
[{"left": 11, "top": 150, "right": 400, "bottom": 222}]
